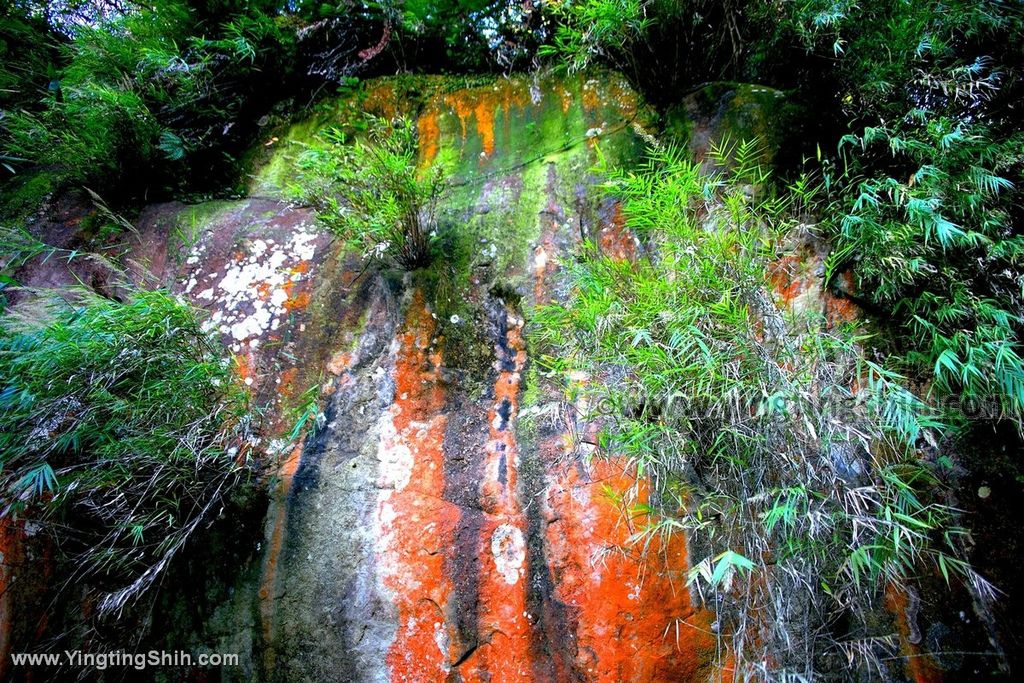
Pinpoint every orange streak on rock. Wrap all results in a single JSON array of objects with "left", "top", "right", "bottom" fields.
[
  {"left": 326, "top": 351, "right": 352, "bottom": 376},
  {"left": 709, "top": 651, "right": 737, "bottom": 683},
  {"left": 283, "top": 289, "right": 311, "bottom": 312},
  {"left": 234, "top": 350, "right": 255, "bottom": 384},
  {"left": 768, "top": 253, "right": 804, "bottom": 307},
  {"left": 885, "top": 584, "right": 944, "bottom": 683},
  {"left": 580, "top": 73, "right": 639, "bottom": 123},
  {"left": 770, "top": 252, "right": 860, "bottom": 327},
  {"left": 480, "top": 312, "right": 526, "bottom": 516},
  {"left": 532, "top": 225, "right": 717, "bottom": 681},
  {"left": 823, "top": 270, "right": 859, "bottom": 325},
  {"left": 560, "top": 88, "right": 573, "bottom": 114},
  {"left": 280, "top": 263, "right": 313, "bottom": 314},
  {"left": 542, "top": 451, "right": 717, "bottom": 682},
  {"left": 604, "top": 77, "right": 639, "bottom": 120},
  {"left": 363, "top": 82, "right": 403, "bottom": 121},
  {"left": 258, "top": 442, "right": 304, "bottom": 669},
  {"left": 582, "top": 80, "right": 601, "bottom": 112},
  {"left": 438, "top": 83, "right": 529, "bottom": 163},
  {"left": 419, "top": 111, "right": 441, "bottom": 167},
  {"left": 474, "top": 101, "right": 496, "bottom": 158},
  {"left": 277, "top": 366, "right": 299, "bottom": 400},
  {"left": 377, "top": 291, "right": 460, "bottom": 681}
]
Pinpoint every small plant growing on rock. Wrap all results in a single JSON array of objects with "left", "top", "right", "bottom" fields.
[{"left": 292, "top": 116, "right": 449, "bottom": 270}]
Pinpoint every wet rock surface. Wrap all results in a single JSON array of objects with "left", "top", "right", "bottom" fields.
[{"left": 663, "top": 82, "right": 803, "bottom": 169}]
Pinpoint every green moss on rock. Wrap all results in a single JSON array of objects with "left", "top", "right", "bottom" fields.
[
  {"left": 0, "top": 171, "right": 58, "bottom": 221},
  {"left": 664, "top": 82, "right": 802, "bottom": 166}
]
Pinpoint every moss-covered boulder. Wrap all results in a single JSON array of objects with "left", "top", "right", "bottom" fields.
[{"left": 664, "top": 82, "right": 802, "bottom": 166}]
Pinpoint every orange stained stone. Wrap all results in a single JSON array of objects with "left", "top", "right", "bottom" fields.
[
  {"left": 277, "top": 366, "right": 299, "bottom": 399},
  {"left": 363, "top": 82, "right": 403, "bottom": 121},
  {"left": 770, "top": 253, "right": 860, "bottom": 328},
  {"left": 526, "top": 182, "right": 716, "bottom": 679},
  {"left": 461, "top": 304, "right": 534, "bottom": 682},
  {"left": 709, "top": 651, "right": 737, "bottom": 683},
  {"left": 376, "top": 291, "right": 460, "bottom": 680},
  {"left": 560, "top": 88, "right": 573, "bottom": 114},
  {"left": 419, "top": 110, "right": 441, "bottom": 167},
  {"left": 439, "top": 83, "right": 529, "bottom": 163},
  {"left": 885, "top": 583, "right": 944, "bottom": 683},
  {"left": 279, "top": 267, "right": 312, "bottom": 314},
  {"left": 581, "top": 82, "right": 601, "bottom": 112},
  {"left": 451, "top": 497, "right": 534, "bottom": 682},
  {"left": 604, "top": 78, "right": 639, "bottom": 120},
  {"left": 542, "top": 451, "right": 717, "bottom": 682},
  {"left": 283, "top": 289, "right": 311, "bottom": 312},
  {"left": 378, "top": 295, "right": 541, "bottom": 682},
  {"left": 768, "top": 253, "right": 805, "bottom": 307},
  {"left": 259, "top": 442, "right": 304, "bottom": 649},
  {"left": 598, "top": 203, "right": 637, "bottom": 263},
  {"left": 479, "top": 312, "right": 527, "bottom": 516},
  {"left": 234, "top": 350, "right": 256, "bottom": 384},
  {"left": 474, "top": 101, "right": 496, "bottom": 158},
  {"left": 326, "top": 351, "right": 352, "bottom": 376},
  {"left": 823, "top": 270, "right": 859, "bottom": 325}
]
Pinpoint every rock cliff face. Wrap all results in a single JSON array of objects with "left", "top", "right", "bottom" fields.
[{"left": 122, "top": 71, "right": 721, "bottom": 682}]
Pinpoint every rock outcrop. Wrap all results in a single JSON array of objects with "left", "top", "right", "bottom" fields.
[{"left": 124, "top": 71, "right": 719, "bottom": 682}]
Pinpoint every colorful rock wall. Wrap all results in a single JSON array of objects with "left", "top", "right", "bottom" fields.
[{"left": 126, "top": 71, "right": 721, "bottom": 682}]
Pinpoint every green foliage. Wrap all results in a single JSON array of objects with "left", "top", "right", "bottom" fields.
[
  {"left": 398, "top": 0, "right": 546, "bottom": 70},
  {"left": 538, "top": 0, "right": 793, "bottom": 102},
  {"left": 686, "top": 549, "right": 755, "bottom": 591},
  {"left": 0, "top": 4, "right": 63, "bottom": 142},
  {"left": 1, "top": 1, "right": 297, "bottom": 192},
  {"left": 0, "top": 287, "right": 252, "bottom": 614},
  {"left": 773, "top": 1, "right": 1024, "bottom": 425},
  {"left": 781, "top": 0, "right": 1021, "bottom": 121},
  {"left": 285, "top": 380, "right": 325, "bottom": 444},
  {"left": 825, "top": 117, "right": 1024, "bottom": 421},
  {"left": 535, "top": 141, "right": 985, "bottom": 677},
  {"left": 539, "top": 0, "right": 653, "bottom": 73},
  {"left": 3, "top": 4, "right": 181, "bottom": 181},
  {"left": 291, "top": 116, "right": 450, "bottom": 269}
]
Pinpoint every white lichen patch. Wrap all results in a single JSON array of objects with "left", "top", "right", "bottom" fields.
[
  {"left": 377, "top": 424, "right": 415, "bottom": 492},
  {"left": 491, "top": 523, "right": 526, "bottom": 585},
  {"left": 182, "top": 222, "right": 321, "bottom": 349},
  {"left": 433, "top": 621, "right": 450, "bottom": 665}
]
